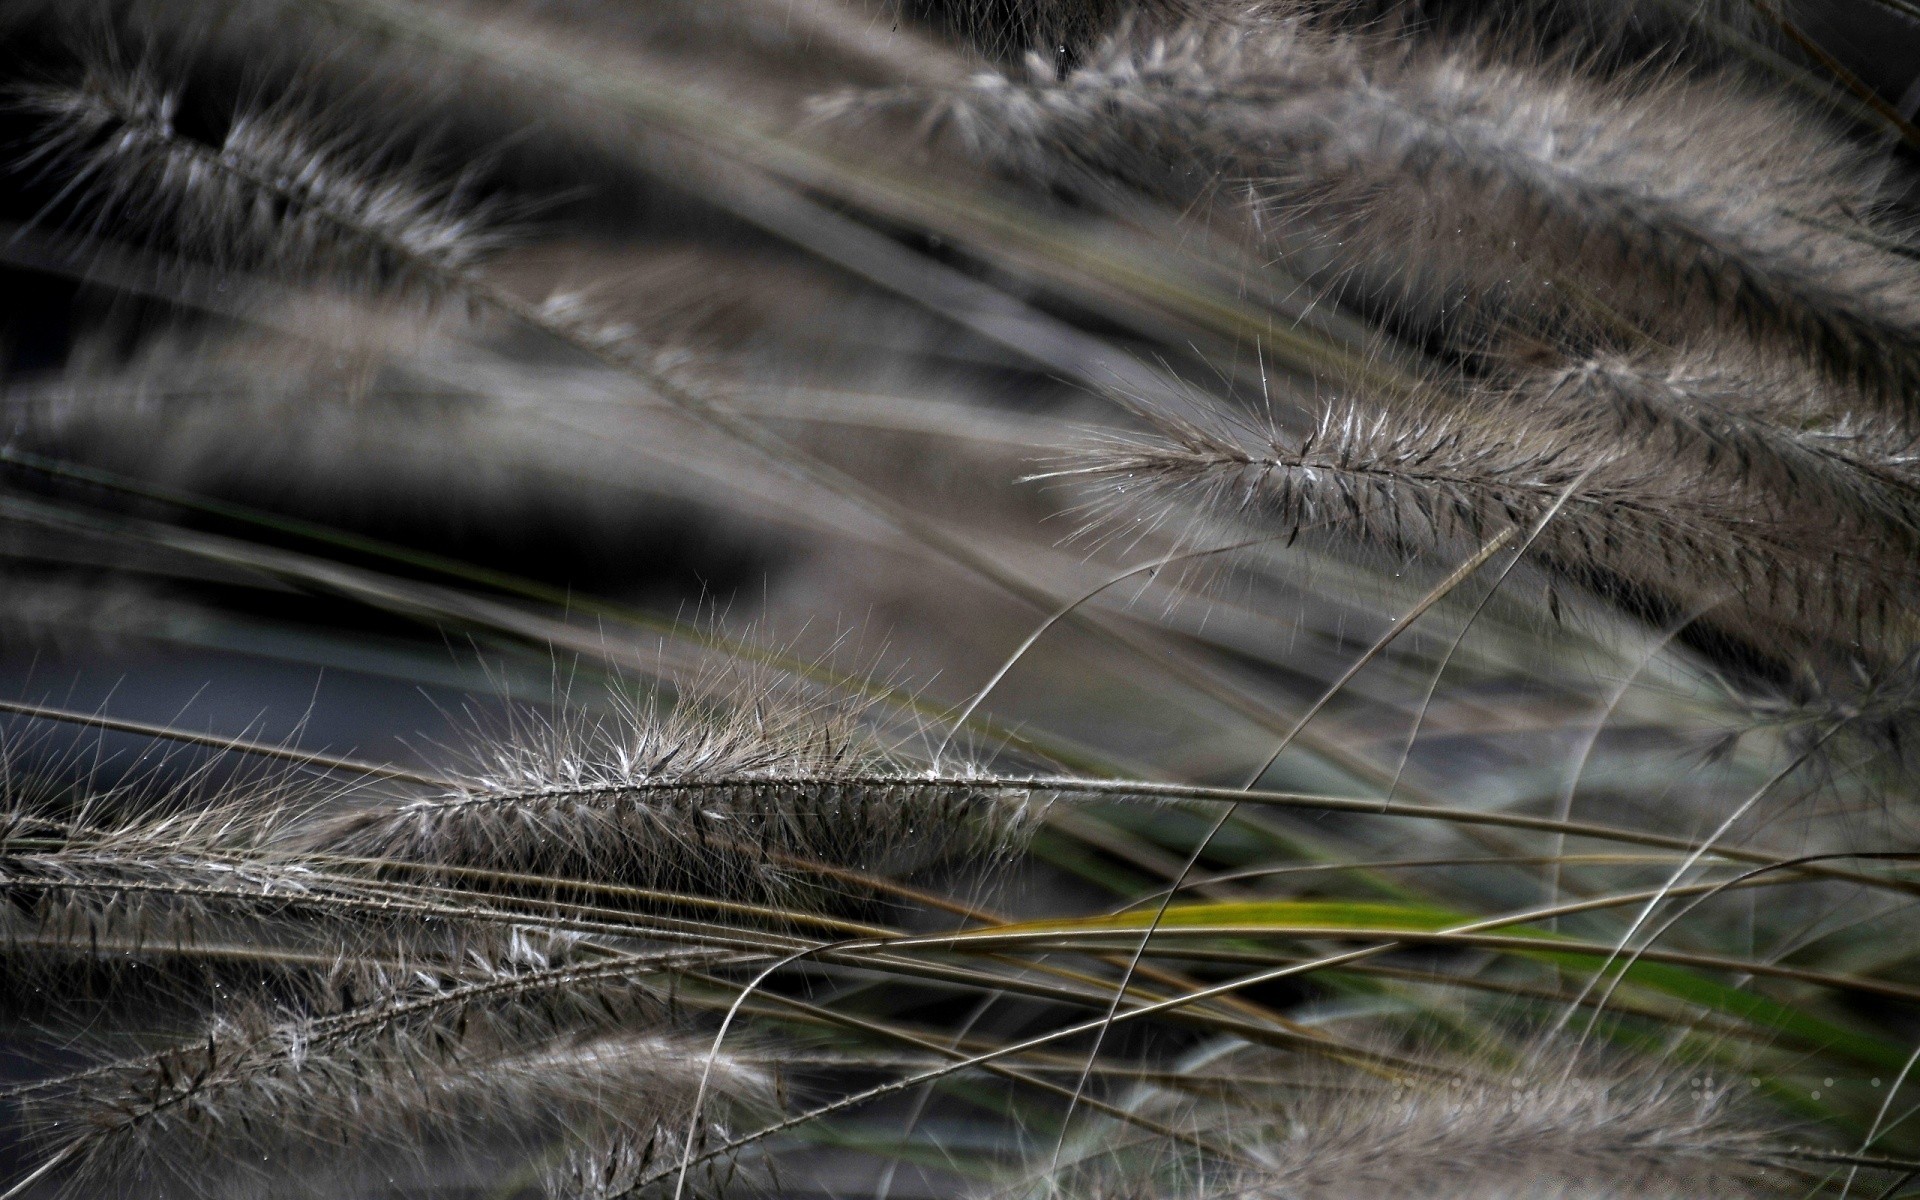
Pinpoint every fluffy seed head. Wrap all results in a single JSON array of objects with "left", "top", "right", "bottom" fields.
[
  {"left": 14, "top": 63, "right": 501, "bottom": 293},
  {"left": 1060, "top": 393, "right": 1918, "bottom": 658},
  {"left": 1512, "top": 352, "right": 1920, "bottom": 544},
  {"left": 1036, "top": 1040, "right": 1784, "bottom": 1200},
  {"left": 296, "top": 670, "right": 1042, "bottom": 910},
  {"left": 851, "top": 16, "right": 1920, "bottom": 404},
  {"left": 33, "top": 993, "right": 770, "bottom": 1198},
  {"left": 1236, "top": 1057, "right": 1781, "bottom": 1198}
]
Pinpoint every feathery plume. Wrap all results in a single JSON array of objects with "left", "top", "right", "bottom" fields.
[
  {"left": 14, "top": 63, "right": 502, "bottom": 294},
  {"left": 0, "top": 760, "right": 605, "bottom": 1003},
  {"left": 0, "top": 825, "right": 577, "bottom": 1001},
  {"left": 31, "top": 991, "right": 769, "bottom": 1198},
  {"left": 296, "top": 671, "right": 1041, "bottom": 909},
  {"left": 1511, "top": 352, "right": 1920, "bottom": 543},
  {"left": 1058, "top": 394, "right": 1916, "bottom": 655},
  {"left": 1231, "top": 1054, "right": 1783, "bottom": 1198},
  {"left": 851, "top": 17, "right": 1920, "bottom": 404},
  {"left": 1031, "top": 1038, "right": 1785, "bottom": 1200}
]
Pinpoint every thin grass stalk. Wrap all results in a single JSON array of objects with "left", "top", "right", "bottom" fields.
[
  {"left": 1042, "top": 518, "right": 1525, "bottom": 1173},
  {"left": 676, "top": 967, "right": 1249, "bottom": 1163}
]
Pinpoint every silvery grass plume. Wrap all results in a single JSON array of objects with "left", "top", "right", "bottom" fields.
[
  {"left": 1510, "top": 351, "right": 1920, "bottom": 547},
  {"left": 1056, "top": 394, "right": 1918, "bottom": 660},
  {"left": 1025, "top": 1037, "right": 1786, "bottom": 1200},
  {"left": 13, "top": 62, "right": 504, "bottom": 298},
  {"left": 296, "top": 668, "right": 1042, "bottom": 911},
  {"left": 26, "top": 981, "right": 770, "bottom": 1198},
  {"left": 0, "top": 767, "right": 598, "bottom": 1012},
  {"left": 839, "top": 15, "right": 1920, "bottom": 406},
  {"left": 1227, "top": 1055, "right": 1782, "bottom": 1199},
  {"left": 0, "top": 835, "right": 389, "bottom": 986}
]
